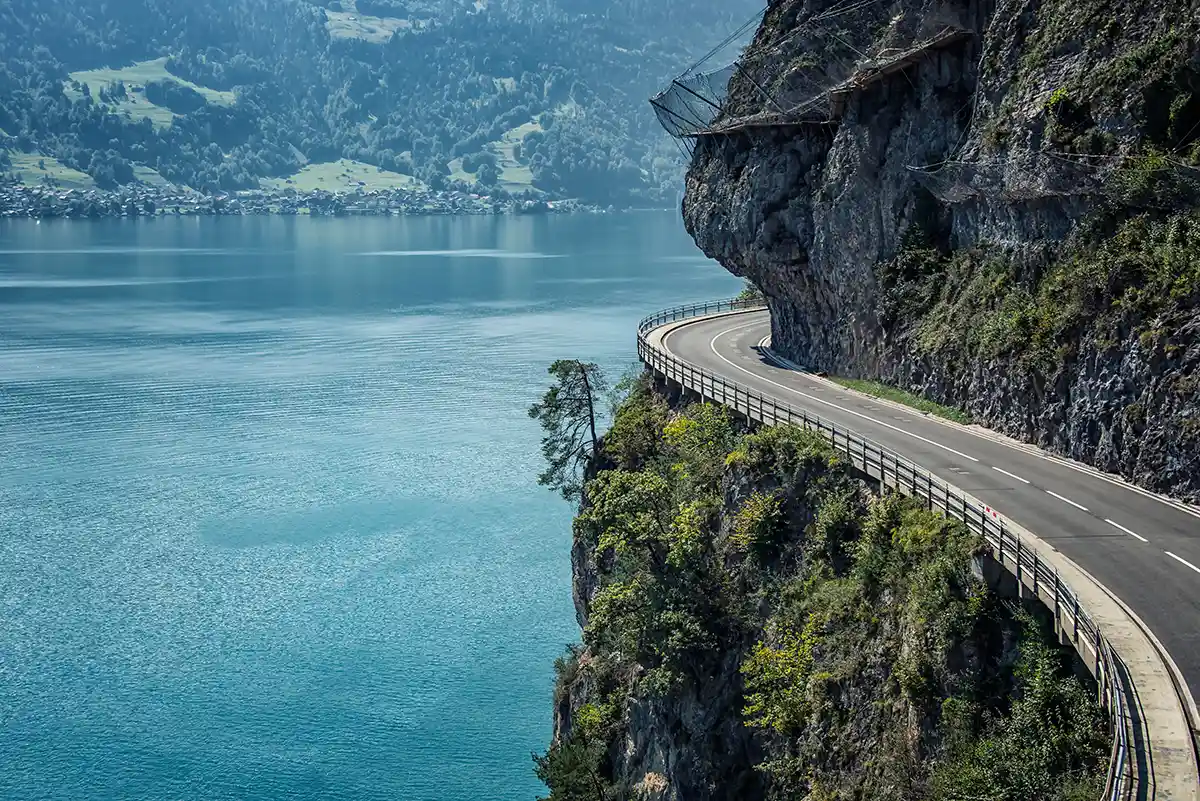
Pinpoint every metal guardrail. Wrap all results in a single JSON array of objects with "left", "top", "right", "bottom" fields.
[{"left": 637, "top": 297, "right": 1132, "bottom": 801}]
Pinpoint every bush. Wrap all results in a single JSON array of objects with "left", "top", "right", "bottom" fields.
[
  {"left": 930, "top": 616, "right": 1109, "bottom": 801},
  {"left": 731, "top": 491, "right": 783, "bottom": 555},
  {"left": 895, "top": 206, "right": 1200, "bottom": 372},
  {"left": 603, "top": 371, "right": 667, "bottom": 471},
  {"left": 662, "top": 403, "right": 737, "bottom": 492},
  {"left": 741, "top": 617, "right": 819, "bottom": 734}
]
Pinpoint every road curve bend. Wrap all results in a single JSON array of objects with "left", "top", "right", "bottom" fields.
[{"left": 644, "top": 305, "right": 1200, "bottom": 799}]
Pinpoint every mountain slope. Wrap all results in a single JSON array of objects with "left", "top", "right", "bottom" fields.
[{"left": 0, "top": 0, "right": 761, "bottom": 202}]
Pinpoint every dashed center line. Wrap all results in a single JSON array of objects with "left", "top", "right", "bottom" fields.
[
  {"left": 1165, "top": 551, "right": 1200, "bottom": 575},
  {"left": 1105, "top": 518, "right": 1149, "bottom": 543},
  {"left": 992, "top": 466, "right": 1031, "bottom": 485},
  {"left": 1046, "top": 490, "right": 1089, "bottom": 512}
]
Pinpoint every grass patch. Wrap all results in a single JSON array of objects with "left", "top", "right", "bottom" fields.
[
  {"left": 447, "top": 119, "right": 543, "bottom": 193},
  {"left": 68, "top": 58, "right": 236, "bottom": 106},
  {"left": 64, "top": 57, "right": 235, "bottom": 129},
  {"left": 493, "top": 119, "right": 540, "bottom": 190},
  {"left": 6, "top": 152, "right": 96, "bottom": 188},
  {"left": 259, "top": 158, "right": 423, "bottom": 192},
  {"left": 829, "top": 376, "right": 973, "bottom": 425},
  {"left": 8, "top": 151, "right": 178, "bottom": 189},
  {"left": 131, "top": 163, "right": 175, "bottom": 187},
  {"left": 325, "top": 9, "right": 411, "bottom": 42}
]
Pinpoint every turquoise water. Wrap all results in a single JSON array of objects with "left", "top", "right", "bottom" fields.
[{"left": 0, "top": 213, "right": 738, "bottom": 800}]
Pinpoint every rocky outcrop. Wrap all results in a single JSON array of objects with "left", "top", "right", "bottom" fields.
[
  {"left": 683, "top": 0, "right": 1200, "bottom": 501},
  {"left": 542, "top": 383, "right": 1107, "bottom": 801}
]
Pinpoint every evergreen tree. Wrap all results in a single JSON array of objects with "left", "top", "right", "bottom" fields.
[{"left": 529, "top": 360, "right": 607, "bottom": 501}]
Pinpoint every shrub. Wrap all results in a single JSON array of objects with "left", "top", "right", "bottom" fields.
[
  {"left": 603, "top": 373, "right": 668, "bottom": 471},
  {"left": 929, "top": 616, "right": 1109, "bottom": 801},
  {"left": 731, "top": 491, "right": 783, "bottom": 555},
  {"left": 741, "top": 617, "right": 820, "bottom": 734},
  {"left": 663, "top": 403, "right": 737, "bottom": 491}
]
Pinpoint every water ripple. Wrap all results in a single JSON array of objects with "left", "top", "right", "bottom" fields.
[{"left": 0, "top": 214, "right": 741, "bottom": 801}]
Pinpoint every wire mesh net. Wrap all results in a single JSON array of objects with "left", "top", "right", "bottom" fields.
[
  {"left": 653, "top": 1, "right": 1200, "bottom": 205},
  {"left": 908, "top": 155, "right": 1104, "bottom": 202},
  {"left": 651, "top": 65, "right": 739, "bottom": 140},
  {"left": 909, "top": 152, "right": 1200, "bottom": 204},
  {"left": 651, "top": 0, "right": 971, "bottom": 140}
]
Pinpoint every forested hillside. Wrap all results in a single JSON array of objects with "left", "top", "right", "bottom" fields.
[{"left": 0, "top": 0, "right": 759, "bottom": 203}]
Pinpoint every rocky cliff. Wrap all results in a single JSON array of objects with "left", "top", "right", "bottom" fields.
[
  {"left": 538, "top": 378, "right": 1106, "bottom": 801},
  {"left": 682, "top": 0, "right": 1200, "bottom": 502}
]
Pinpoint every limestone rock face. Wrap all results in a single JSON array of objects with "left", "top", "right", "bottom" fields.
[{"left": 682, "top": 0, "right": 1200, "bottom": 502}]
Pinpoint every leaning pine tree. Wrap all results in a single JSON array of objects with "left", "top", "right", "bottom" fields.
[{"left": 529, "top": 360, "right": 607, "bottom": 501}]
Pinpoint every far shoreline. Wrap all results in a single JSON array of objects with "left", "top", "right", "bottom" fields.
[{"left": 0, "top": 182, "right": 672, "bottom": 221}]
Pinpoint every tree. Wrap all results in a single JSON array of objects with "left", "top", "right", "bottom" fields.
[
  {"left": 529, "top": 360, "right": 607, "bottom": 501},
  {"left": 476, "top": 160, "right": 499, "bottom": 187},
  {"left": 736, "top": 279, "right": 764, "bottom": 302},
  {"left": 533, "top": 740, "right": 606, "bottom": 801}
]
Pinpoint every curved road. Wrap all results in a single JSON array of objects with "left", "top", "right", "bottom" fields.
[{"left": 664, "top": 310, "right": 1200, "bottom": 701}]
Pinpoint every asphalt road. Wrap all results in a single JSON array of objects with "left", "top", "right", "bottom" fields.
[{"left": 663, "top": 310, "right": 1200, "bottom": 701}]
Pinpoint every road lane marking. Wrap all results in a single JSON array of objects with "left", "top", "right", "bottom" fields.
[
  {"left": 992, "top": 466, "right": 1031, "bottom": 484},
  {"left": 1105, "top": 519, "right": 1148, "bottom": 543},
  {"left": 1046, "top": 490, "right": 1089, "bottom": 512},
  {"left": 1165, "top": 551, "right": 1200, "bottom": 575},
  {"left": 750, "top": 319, "right": 1200, "bottom": 523},
  {"left": 705, "top": 325, "right": 981, "bottom": 463}
]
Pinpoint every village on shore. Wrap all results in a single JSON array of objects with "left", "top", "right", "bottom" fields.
[{"left": 0, "top": 181, "right": 602, "bottom": 219}]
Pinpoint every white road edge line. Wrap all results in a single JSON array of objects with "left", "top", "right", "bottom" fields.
[
  {"left": 992, "top": 466, "right": 1031, "bottom": 484},
  {"left": 703, "top": 325, "right": 982, "bottom": 463},
  {"left": 1165, "top": 551, "right": 1200, "bottom": 575},
  {"left": 1046, "top": 490, "right": 1089, "bottom": 512},
  {"left": 751, "top": 318, "right": 1200, "bottom": 523},
  {"left": 1105, "top": 519, "right": 1149, "bottom": 543}
]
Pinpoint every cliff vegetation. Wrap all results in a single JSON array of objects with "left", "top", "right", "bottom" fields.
[{"left": 538, "top": 376, "right": 1107, "bottom": 801}]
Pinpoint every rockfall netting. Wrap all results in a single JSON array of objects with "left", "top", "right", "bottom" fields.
[
  {"left": 651, "top": 0, "right": 970, "bottom": 147},
  {"left": 909, "top": 152, "right": 1200, "bottom": 204}
]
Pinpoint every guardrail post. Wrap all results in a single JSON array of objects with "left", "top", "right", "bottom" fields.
[
  {"left": 1073, "top": 592, "right": 1079, "bottom": 643},
  {"left": 1014, "top": 531, "right": 1023, "bottom": 593},
  {"left": 1053, "top": 570, "right": 1061, "bottom": 637}
]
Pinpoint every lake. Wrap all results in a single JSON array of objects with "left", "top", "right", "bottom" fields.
[{"left": 0, "top": 213, "right": 739, "bottom": 800}]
